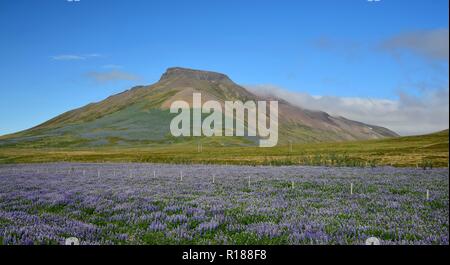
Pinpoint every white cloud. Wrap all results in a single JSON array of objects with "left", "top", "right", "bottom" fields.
[
  {"left": 87, "top": 70, "right": 140, "bottom": 83},
  {"left": 380, "top": 28, "right": 449, "bottom": 61},
  {"left": 312, "top": 36, "right": 362, "bottom": 61},
  {"left": 246, "top": 84, "right": 449, "bottom": 136},
  {"left": 51, "top": 55, "right": 85, "bottom": 61},
  {"left": 51, "top": 53, "right": 103, "bottom": 61}
]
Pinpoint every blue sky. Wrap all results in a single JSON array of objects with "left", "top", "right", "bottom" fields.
[{"left": 0, "top": 0, "right": 448, "bottom": 135}]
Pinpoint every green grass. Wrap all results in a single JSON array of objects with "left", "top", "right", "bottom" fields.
[{"left": 0, "top": 130, "right": 447, "bottom": 167}]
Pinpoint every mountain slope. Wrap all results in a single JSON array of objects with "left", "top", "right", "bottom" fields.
[{"left": 0, "top": 67, "right": 398, "bottom": 148}]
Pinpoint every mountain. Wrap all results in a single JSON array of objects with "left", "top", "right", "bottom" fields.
[{"left": 0, "top": 67, "right": 398, "bottom": 148}]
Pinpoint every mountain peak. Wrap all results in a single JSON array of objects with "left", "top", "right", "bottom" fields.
[
  {"left": 0, "top": 66, "right": 398, "bottom": 146},
  {"left": 159, "top": 67, "right": 231, "bottom": 82}
]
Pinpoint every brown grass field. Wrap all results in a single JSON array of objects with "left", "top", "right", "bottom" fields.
[{"left": 0, "top": 130, "right": 448, "bottom": 168}]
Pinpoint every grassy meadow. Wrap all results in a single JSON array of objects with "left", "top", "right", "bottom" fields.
[{"left": 0, "top": 130, "right": 448, "bottom": 168}]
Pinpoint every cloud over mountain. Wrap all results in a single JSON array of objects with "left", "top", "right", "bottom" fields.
[{"left": 247, "top": 84, "right": 449, "bottom": 136}]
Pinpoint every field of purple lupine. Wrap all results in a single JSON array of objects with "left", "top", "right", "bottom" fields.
[{"left": 0, "top": 163, "right": 448, "bottom": 245}]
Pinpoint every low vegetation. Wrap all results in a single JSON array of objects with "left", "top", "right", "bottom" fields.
[{"left": 0, "top": 130, "right": 448, "bottom": 167}]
